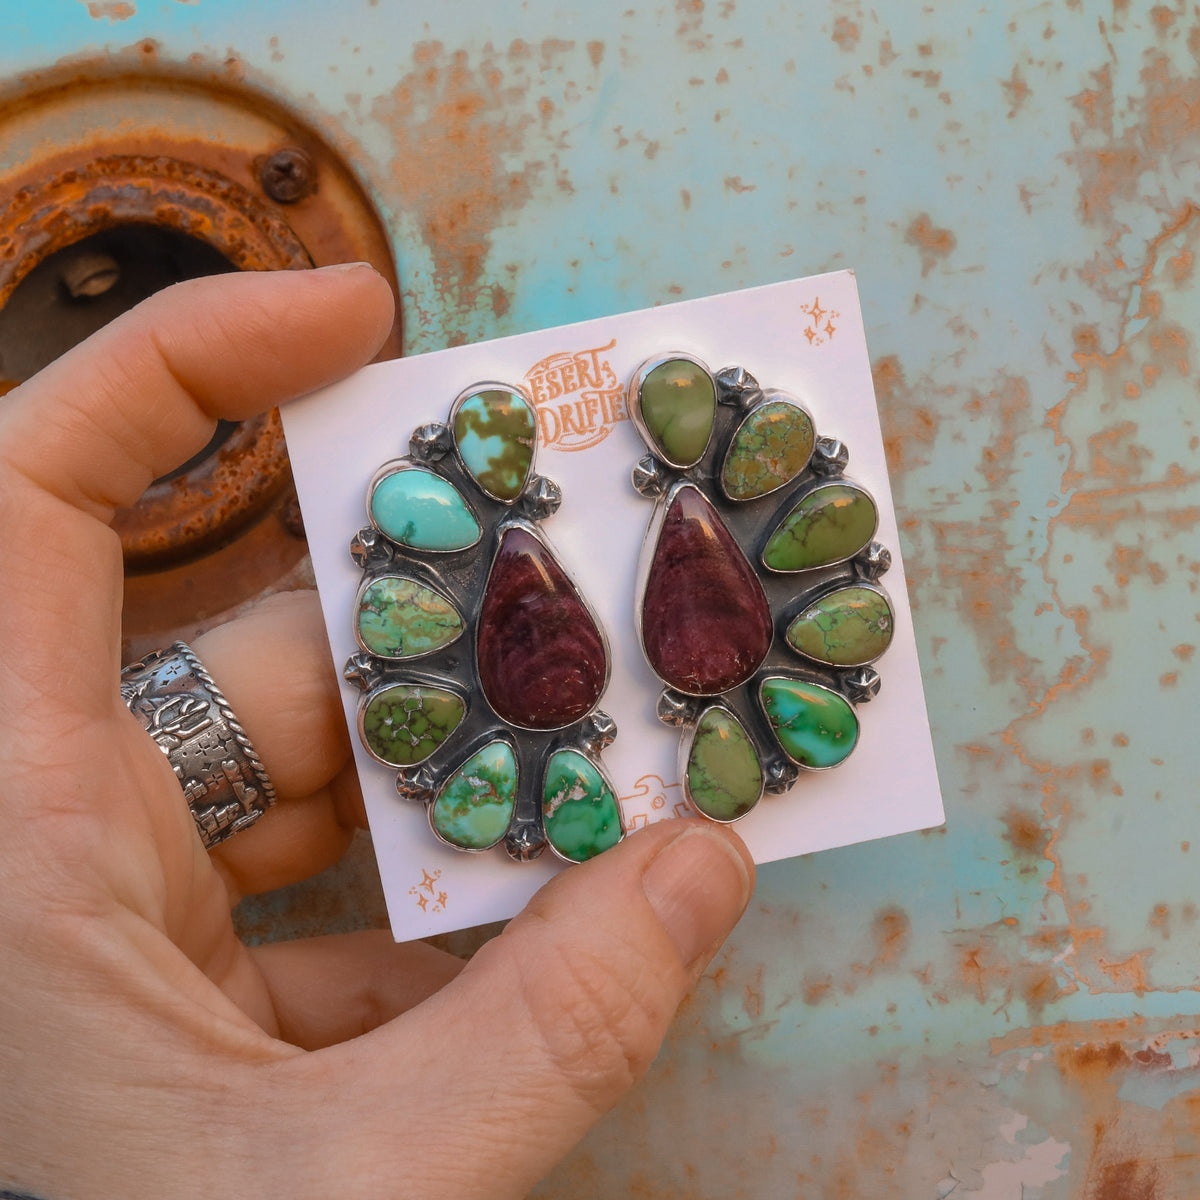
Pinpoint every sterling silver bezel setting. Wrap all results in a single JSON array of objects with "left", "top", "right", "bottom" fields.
[
  {"left": 346, "top": 381, "right": 625, "bottom": 863},
  {"left": 628, "top": 353, "right": 895, "bottom": 823}
]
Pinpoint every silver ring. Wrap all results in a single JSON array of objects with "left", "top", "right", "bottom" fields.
[{"left": 120, "top": 642, "right": 276, "bottom": 849}]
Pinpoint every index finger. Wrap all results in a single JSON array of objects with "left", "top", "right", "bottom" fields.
[{"left": 0, "top": 265, "right": 394, "bottom": 716}]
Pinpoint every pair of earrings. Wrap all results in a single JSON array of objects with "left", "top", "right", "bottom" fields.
[{"left": 343, "top": 355, "right": 894, "bottom": 864}]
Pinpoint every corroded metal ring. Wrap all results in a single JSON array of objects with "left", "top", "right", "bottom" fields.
[{"left": 120, "top": 642, "right": 276, "bottom": 849}]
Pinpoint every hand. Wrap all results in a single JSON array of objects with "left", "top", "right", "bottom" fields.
[{"left": 0, "top": 266, "right": 754, "bottom": 1200}]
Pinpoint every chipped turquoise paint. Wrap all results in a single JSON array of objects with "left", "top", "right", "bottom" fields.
[
  {"left": 785, "top": 585, "right": 894, "bottom": 667},
  {"left": 453, "top": 388, "right": 536, "bottom": 501},
  {"left": 760, "top": 677, "right": 859, "bottom": 769},
  {"left": 542, "top": 749, "right": 622, "bottom": 862},
  {"left": 431, "top": 740, "right": 518, "bottom": 850},
  {"left": 762, "top": 484, "right": 877, "bottom": 572},
  {"left": 369, "top": 468, "right": 480, "bottom": 552},
  {"left": 356, "top": 577, "right": 464, "bottom": 658}
]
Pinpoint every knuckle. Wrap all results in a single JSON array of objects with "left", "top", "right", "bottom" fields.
[{"left": 517, "top": 930, "right": 674, "bottom": 1113}]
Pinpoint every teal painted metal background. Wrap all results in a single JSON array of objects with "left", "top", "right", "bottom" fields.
[{"left": 6, "top": 1, "right": 1200, "bottom": 1194}]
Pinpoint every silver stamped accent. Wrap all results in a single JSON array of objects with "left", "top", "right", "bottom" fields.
[
  {"left": 409, "top": 421, "right": 454, "bottom": 461},
  {"left": 842, "top": 665, "right": 882, "bottom": 704},
  {"left": 811, "top": 435, "right": 850, "bottom": 476}
]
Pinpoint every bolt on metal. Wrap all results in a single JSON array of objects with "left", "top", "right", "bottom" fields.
[
  {"left": 61, "top": 251, "right": 120, "bottom": 299},
  {"left": 259, "top": 147, "right": 315, "bottom": 203}
]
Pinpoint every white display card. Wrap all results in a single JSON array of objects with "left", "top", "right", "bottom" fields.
[{"left": 282, "top": 272, "right": 944, "bottom": 939}]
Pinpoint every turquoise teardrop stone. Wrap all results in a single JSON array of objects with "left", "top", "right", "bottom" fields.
[
  {"left": 762, "top": 484, "right": 877, "bottom": 572},
  {"left": 431, "top": 740, "right": 518, "bottom": 850},
  {"left": 638, "top": 358, "right": 715, "bottom": 467},
  {"left": 370, "top": 467, "right": 481, "bottom": 552},
  {"left": 722, "top": 400, "right": 815, "bottom": 501},
  {"left": 453, "top": 388, "right": 536, "bottom": 502},
  {"left": 684, "top": 706, "right": 763, "bottom": 821},
  {"left": 360, "top": 683, "right": 465, "bottom": 766},
  {"left": 356, "top": 576, "right": 464, "bottom": 659},
  {"left": 785, "top": 585, "right": 894, "bottom": 667},
  {"left": 759, "top": 677, "right": 859, "bottom": 769},
  {"left": 542, "top": 749, "right": 622, "bottom": 862}
]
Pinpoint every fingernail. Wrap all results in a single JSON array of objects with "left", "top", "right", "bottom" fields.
[
  {"left": 318, "top": 260, "right": 378, "bottom": 274},
  {"left": 642, "top": 825, "right": 753, "bottom": 968}
]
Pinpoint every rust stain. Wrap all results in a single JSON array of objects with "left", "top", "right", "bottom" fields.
[
  {"left": 1000, "top": 64, "right": 1031, "bottom": 117},
  {"left": 871, "top": 907, "right": 912, "bottom": 966},
  {"left": 904, "top": 212, "right": 957, "bottom": 275},
  {"left": 674, "top": 0, "right": 709, "bottom": 50},
  {"left": 82, "top": 0, "right": 137, "bottom": 19},
  {"left": 986, "top": 1021, "right": 1200, "bottom": 1197},
  {"left": 1150, "top": 4, "right": 1176, "bottom": 31},
  {"left": 965, "top": 372, "right": 1031, "bottom": 487},
  {"left": 1000, "top": 806, "right": 1052, "bottom": 875},
  {"left": 803, "top": 974, "right": 834, "bottom": 1006},
  {"left": 1090, "top": 1160, "right": 1164, "bottom": 1200},
  {"left": 946, "top": 922, "right": 1071, "bottom": 1019},
  {"left": 1069, "top": 45, "right": 1200, "bottom": 232},
  {"left": 831, "top": 17, "right": 860, "bottom": 51},
  {"left": 991, "top": 1016, "right": 1142, "bottom": 1053},
  {"left": 933, "top": 516, "right": 1036, "bottom": 692},
  {"left": 742, "top": 965, "right": 764, "bottom": 1019},
  {"left": 1108, "top": 542, "right": 1168, "bottom": 588},
  {"left": 373, "top": 39, "right": 576, "bottom": 317},
  {"left": 992, "top": 163, "right": 1200, "bottom": 1001},
  {"left": 798, "top": 908, "right": 916, "bottom": 1009},
  {"left": 723, "top": 175, "right": 756, "bottom": 193},
  {"left": 872, "top": 354, "right": 940, "bottom": 476},
  {"left": 1131, "top": 1048, "right": 1172, "bottom": 1068}
]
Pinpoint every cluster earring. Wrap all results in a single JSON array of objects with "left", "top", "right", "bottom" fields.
[
  {"left": 343, "top": 383, "right": 624, "bottom": 863},
  {"left": 629, "top": 354, "right": 894, "bottom": 823}
]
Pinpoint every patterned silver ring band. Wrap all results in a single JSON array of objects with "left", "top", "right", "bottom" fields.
[{"left": 120, "top": 642, "right": 276, "bottom": 849}]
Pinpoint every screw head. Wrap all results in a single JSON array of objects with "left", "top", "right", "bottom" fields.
[{"left": 260, "top": 148, "right": 315, "bottom": 204}]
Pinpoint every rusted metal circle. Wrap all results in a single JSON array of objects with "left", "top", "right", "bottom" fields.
[
  {"left": 0, "top": 153, "right": 310, "bottom": 570},
  {"left": 0, "top": 153, "right": 312, "bottom": 298},
  {"left": 0, "top": 70, "right": 400, "bottom": 655}
]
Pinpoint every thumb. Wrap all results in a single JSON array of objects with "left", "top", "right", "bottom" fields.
[{"left": 283, "top": 820, "right": 753, "bottom": 1199}]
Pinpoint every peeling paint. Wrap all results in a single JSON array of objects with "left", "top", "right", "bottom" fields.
[
  {"left": 906, "top": 212, "right": 957, "bottom": 275},
  {"left": 80, "top": 0, "right": 136, "bottom": 20}
]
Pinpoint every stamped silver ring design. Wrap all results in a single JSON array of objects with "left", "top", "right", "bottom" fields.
[{"left": 120, "top": 641, "right": 276, "bottom": 849}]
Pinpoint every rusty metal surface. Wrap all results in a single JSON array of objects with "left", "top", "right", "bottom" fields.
[
  {"left": 0, "top": 70, "right": 402, "bottom": 658},
  {"left": 5, "top": 1, "right": 1200, "bottom": 1195}
]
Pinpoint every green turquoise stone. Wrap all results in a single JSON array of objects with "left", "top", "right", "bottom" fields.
[
  {"left": 356, "top": 576, "right": 464, "bottom": 659},
  {"left": 638, "top": 358, "right": 716, "bottom": 467},
  {"left": 762, "top": 483, "right": 877, "bottom": 572},
  {"left": 760, "top": 677, "right": 859, "bottom": 769},
  {"left": 722, "top": 400, "right": 815, "bottom": 501},
  {"left": 360, "top": 683, "right": 465, "bottom": 767},
  {"left": 785, "top": 585, "right": 894, "bottom": 667},
  {"left": 684, "top": 707, "right": 763, "bottom": 822},
  {"left": 542, "top": 750, "right": 622, "bottom": 862},
  {"left": 431, "top": 740, "right": 518, "bottom": 850},
  {"left": 370, "top": 468, "right": 481, "bottom": 552},
  {"left": 453, "top": 388, "right": 536, "bottom": 501}
]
